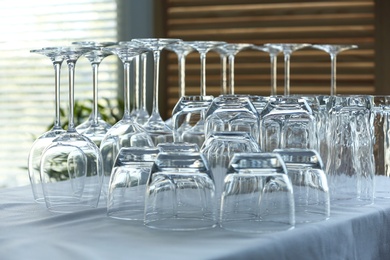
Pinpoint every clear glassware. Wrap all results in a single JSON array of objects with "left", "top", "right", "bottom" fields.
[
  {"left": 252, "top": 44, "right": 283, "bottom": 96},
  {"left": 39, "top": 46, "right": 104, "bottom": 213},
  {"left": 99, "top": 44, "right": 154, "bottom": 199},
  {"left": 265, "top": 43, "right": 311, "bottom": 96},
  {"left": 28, "top": 47, "right": 66, "bottom": 203},
  {"left": 220, "top": 152, "right": 295, "bottom": 232},
  {"left": 274, "top": 148, "right": 330, "bottom": 223},
  {"left": 311, "top": 44, "right": 358, "bottom": 95},
  {"left": 144, "top": 151, "right": 216, "bottom": 230},
  {"left": 201, "top": 132, "right": 261, "bottom": 212},
  {"left": 157, "top": 142, "right": 199, "bottom": 153},
  {"left": 216, "top": 43, "right": 253, "bottom": 95},
  {"left": 326, "top": 95, "right": 374, "bottom": 206},
  {"left": 132, "top": 38, "right": 182, "bottom": 145},
  {"left": 107, "top": 147, "right": 159, "bottom": 220},
  {"left": 72, "top": 41, "right": 116, "bottom": 146},
  {"left": 213, "top": 48, "right": 228, "bottom": 95},
  {"left": 259, "top": 96, "right": 316, "bottom": 152}
]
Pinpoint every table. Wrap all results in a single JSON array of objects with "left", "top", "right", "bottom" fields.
[{"left": 1, "top": 185, "right": 390, "bottom": 260}]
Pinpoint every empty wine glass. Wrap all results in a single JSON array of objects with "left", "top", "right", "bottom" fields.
[
  {"left": 265, "top": 43, "right": 311, "bottom": 96},
  {"left": 252, "top": 44, "right": 283, "bottom": 96},
  {"left": 216, "top": 43, "right": 253, "bottom": 95},
  {"left": 99, "top": 44, "right": 154, "bottom": 199},
  {"left": 40, "top": 46, "right": 104, "bottom": 213},
  {"left": 72, "top": 41, "right": 116, "bottom": 146},
  {"left": 132, "top": 38, "right": 182, "bottom": 145},
  {"left": 311, "top": 44, "right": 358, "bottom": 95},
  {"left": 28, "top": 47, "right": 66, "bottom": 203},
  {"left": 213, "top": 48, "right": 228, "bottom": 95}
]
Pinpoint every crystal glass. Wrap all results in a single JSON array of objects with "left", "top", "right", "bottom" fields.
[
  {"left": 259, "top": 96, "right": 316, "bottom": 152},
  {"left": 40, "top": 46, "right": 104, "bottom": 213},
  {"left": 265, "top": 43, "right": 311, "bottom": 96},
  {"left": 274, "top": 148, "right": 330, "bottom": 223},
  {"left": 157, "top": 142, "right": 199, "bottom": 153},
  {"left": 132, "top": 38, "right": 181, "bottom": 145},
  {"left": 311, "top": 44, "right": 358, "bottom": 95},
  {"left": 213, "top": 48, "right": 228, "bottom": 95},
  {"left": 326, "top": 95, "right": 374, "bottom": 206},
  {"left": 28, "top": 47, "right": 66, "bottom": 203},
  {"left": 72, "top": 41, "right": 116, "bottom": 146},
  {"left": 144, "top": 151, "right": 216, "bottom": 230},
  {"left": 107, "top": 147, "right": 159, "bottom": 220},
  {"left": 220, "top": 153, "right": 295, "bottom": 232},
  {"left": 99, "top": 44, "right": 154, "bottom": 199}
]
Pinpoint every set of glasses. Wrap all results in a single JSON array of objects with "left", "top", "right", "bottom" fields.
[{"left": 29, "top": 38, "right": 384, "bottom": 233}]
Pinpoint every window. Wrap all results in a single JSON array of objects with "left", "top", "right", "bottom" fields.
[{"left": 0, "top": 0, "right": 119, "bottom": 188}]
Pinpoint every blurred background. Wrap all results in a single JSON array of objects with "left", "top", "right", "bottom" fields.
[{"left": 0, "top": 0, "right": 387, "bottom": 188}]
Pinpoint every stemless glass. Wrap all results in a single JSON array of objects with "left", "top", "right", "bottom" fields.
[
  {"left": 107, "top": 147, "right": 159, "bottom": 220},
  {"left": 72, "top": 41, "right": 116, "bottom": 146},
  {"left": 132, "top": 38, "right": 181, "bottom": 145},
  {"left": 144, "top": 151, "right": 216, "bottom": 230},
  {"left": 99, "top": 44, "right": 154, "bottom": 199},
  {"left": 40, "top": 46, "right": 104, "bottom": 213},
  {"left": 326, "top": 95, "right": 375, "bottom": 206},
  {"left": 265, "top": 43, "right": 311, "bottom": 96},
  {"left": 311, "top": 44, "right": 358, "bottom": 95},
  {"left": 28, "top": 47, "right": 66, "bottom": 203},
  {"left": 157, "top": 142, "right": 199, "bottom": 153},
  {"left": 274, "top": 148, "right": 330, "bottom": 223},
  {"left": 220, "top": 153, "right": 295, "bottom": 232}
]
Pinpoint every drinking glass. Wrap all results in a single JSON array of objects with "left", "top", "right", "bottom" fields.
[
  {"left": 99, "top": 44, "right": 154, "bottom": 199},
  {"left": 252, "top": 44, "right": 283, "bottom": 96},
  {"left": 265, "top": 43, "right": 311, "bottom": 96},
  {"left": 157, "top": 142, "right": 199, "bottom": 153},
  {"left": 216, "top": 43, "right": 253, "bottom": 95},
  {"left": 40, "top": 46, "right": 104, "bottom": 213},
  {"left": 259, "top": 96, "right": 316, "bottom": 152},
  {"left": 201, "top": 132, "right": 261, "bottom": 212},
  {"left": 144, "top": 151, "right": 216, "bottom": 230},
  {"left": 274, "top": 148, "right": 330, "bottom": 223},
  {"left": 107, "top": 147, "right": 159, "bottom": 220},
  {"left": 326, "top": 95, "right": 374, "bottom": 206},
  {"left": 72, "top": 41, "right": 116, "bottom": 146},
  {"left": 311, "top": 44, "right": 358, "bottom": 95},
  {"left": 220, "top": 153, "right": 295, "bottom": 232},
  {"left": 132, "top": 38, "right": 181, "bottom": 145},
  {"left": 214, "top": 48, "right": 228, "bottom": 95},
  {"left": 28, "top": 47, "right": 66, "bottom": 203}
]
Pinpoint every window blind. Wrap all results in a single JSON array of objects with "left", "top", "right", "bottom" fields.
[
  {"left": 0, "top": 0, "right": 119, "bottom": 188},
  {"left": 162, "top": 0, "right": 375, "bottom": 116}
]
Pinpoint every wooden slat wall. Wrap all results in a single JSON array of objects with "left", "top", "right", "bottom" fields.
[{"left": 161, "top": 0, "right": 375, "bottom": 116}]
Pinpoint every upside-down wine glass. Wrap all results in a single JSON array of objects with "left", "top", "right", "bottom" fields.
[
  {"left": 265, "top": 43, "right": 310, "bottom": 96},
  {"left": 214, "top": 48, "right": 228, "bottom": 95},
  {"left": 28, "top": 47, "right": 66, "bottom": 203},
  {"left": 311, "top": 44, "right": 358, "bottom": 96},
  {"left": 252, "top": 44, "right": 283, "bottom": 96},
  {"left": 132, "top": 38, "right": 182, "bottom": 145},
  {"left": 72, "top": 41, "right": 116, "bottom": 146},
  {"left": 39, "top": 46, "right": 104, "bottom": 213},
  {"left": 99, "top": 43, "right": 155, "bottom": 199},
  {"left": 216, "top": 43, "right": 253, "bottom": 95}
]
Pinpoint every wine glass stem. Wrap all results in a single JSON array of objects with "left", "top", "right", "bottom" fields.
[
  {"left": 270, "top": 54, "right": 277, "bottom": 96},
  {"left": 92, "top": 63, "right": 99, "bottom": 125},
  {"left": 228, "top": 54, "right": 235, "bottom": 95},
  {"left": 140, "top": 53, "right": 148, "bottom": 111},
  {"left": 284, "top": 52, "right": 291, "bottom": 96},
  {"left": 134, "top": 55, "right": 140, "bottom": 111},
  {"left": 200, "top": 52, "right": 207, "bottom": 96},
  {"left": 152, "top": 50, "right": 160, "bottom": 115},
  {"left": 67, "top": 61, "right": 76, "bottom": 131},
  {"left": 220, "top": 55, "right": 227, "bottom": 95},
  {"left": 330, "top": 53, "right": 337, "bottom": 96},
  {"left": 53, "top": 62, "right": 62, "bottom": 129},
  {"left": 123, "top": 61, "right": 132, "bottom": 119},
  {"left": 178, "top": 54, "right": 186, "bottom": 97}
]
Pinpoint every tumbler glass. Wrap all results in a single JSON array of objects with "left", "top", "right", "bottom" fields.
[
  {"left": 107, "top": 147, "right": 159, "bottom": 220},
  {"left": 220, "top": 152, "right": 295, "bottom": 233},
  {"left": 144, "top": 151, "right": 216, "bottom": 230},
  {"left": 274, "top": 148, "right": 330, "bottom": 223}
]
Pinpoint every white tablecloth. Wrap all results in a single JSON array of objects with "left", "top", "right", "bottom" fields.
[{"left": 1, "top": 185, "right": 390, "bottom": 260}]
